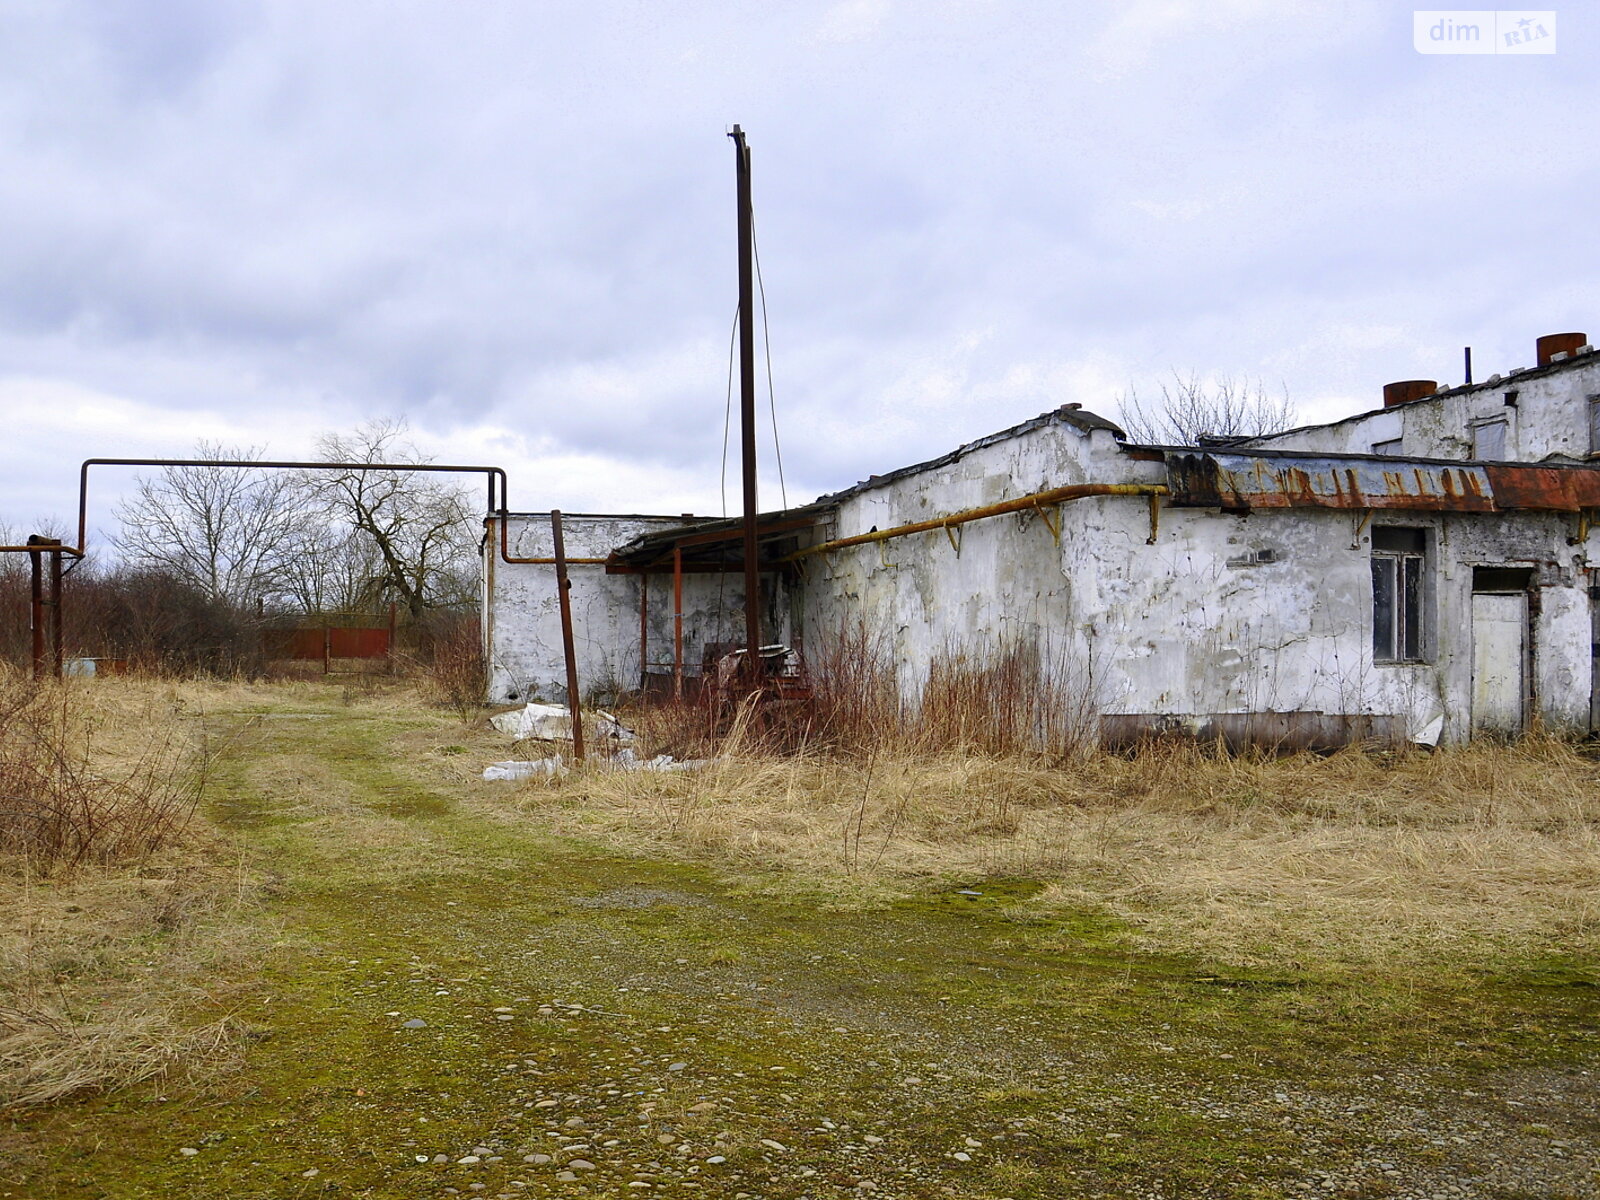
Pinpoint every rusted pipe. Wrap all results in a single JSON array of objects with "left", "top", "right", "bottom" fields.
[
  {"left": 77, "top": 458, "right": 508, "bottom": 558},
  {"left": 782, "top": 483, "right": 1170, "bottom": 562},
  {"left": 49, "top": 548, "right": 63, "bottom": 681},
  {"left": 551, "top": 510, "right": 585, "bottom": 761},
  {"left": 28, "top": 540, "right": 44, "bottom": 681},
  {"left": 672, "top": 547, "right": 684, "bottom": 701},
  {"left": 638, "top": 574, "right": 649, "bottom": 692}
]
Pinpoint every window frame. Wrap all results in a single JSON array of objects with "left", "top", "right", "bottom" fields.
[
  {"left": 1470, "top": 417, "right": 1508, "bottom": 461},
  {"left": 1372, "top": 527, "right": 1428, "bottom": 664}
]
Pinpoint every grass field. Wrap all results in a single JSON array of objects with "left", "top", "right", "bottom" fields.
[{"left": 1, "top": 677, "right": 1596, "bottom": 1199}]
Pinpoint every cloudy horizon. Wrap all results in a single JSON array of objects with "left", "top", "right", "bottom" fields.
[{"left": 2, "top": 2, "right": 1593, "bottom": 544}]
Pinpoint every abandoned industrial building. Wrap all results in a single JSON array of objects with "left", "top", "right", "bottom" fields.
[{"left": 484, "top": 331, "right": 1600, "bottom": 748}]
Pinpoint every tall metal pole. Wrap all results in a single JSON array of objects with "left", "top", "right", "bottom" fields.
[
  {"left": 551, "top": 510, "right": 586, "bottom": 760},
  {"left": 730, "top": 125, "right": 763, "bottom": 686},
  {"left": 28, "top": 538, "right": 44, "bottom": 682}
]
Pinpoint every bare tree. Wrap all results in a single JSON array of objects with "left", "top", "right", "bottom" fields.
[
  {"left": 274, "top": 520, "right": 387, "bottom": 615},
  {"left": 1116, "top": 372, "right": 1297, "bottom": 446},
  {"left": 300, "top": 419, "right": 477, "bottom": 619},
  {"left": 114, "top": 442, "right": 301, "bottom": 606}
]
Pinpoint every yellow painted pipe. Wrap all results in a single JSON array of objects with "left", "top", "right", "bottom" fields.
[{"left": 782, "top": 483, "right": 1169, "bottom": 562}]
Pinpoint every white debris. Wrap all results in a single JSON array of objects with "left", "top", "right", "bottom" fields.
[
  {"left": 611, "top": 748, "right": 714, "bottom": 773},
  {"left": 481, "top": 749, "right": 712, "bottom": 781},
  {"left": 1411, "top": 713, "right": 1444, "bottom": 747},
  {"left": 489, "top": 702, "right": 636, "bottom": 743},
  {"left": 483, "top": 757, "right": 566, "bottom": 781}
]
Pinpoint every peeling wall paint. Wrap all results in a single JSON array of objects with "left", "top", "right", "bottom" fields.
[
  {"left": 1249, "top": 355, "right": 1600, "bottom": 462},
  {"left": 486, "top": 515, "right": 796, "bottom": 705},
  {"left": 485, "top": 353, "right": 1600, "bottom": 745}
]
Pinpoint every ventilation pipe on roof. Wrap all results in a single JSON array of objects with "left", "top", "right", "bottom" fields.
[
  {"left": 1537, "top": 332, "right": 1587, "bottom": 365},
  {"left": 1383, "top": 380, "right": 1439, "bottom": 408}
]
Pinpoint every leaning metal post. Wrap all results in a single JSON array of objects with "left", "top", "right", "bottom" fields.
[{"left": 551, "top": 510, "right": 585, "bottom": 761}]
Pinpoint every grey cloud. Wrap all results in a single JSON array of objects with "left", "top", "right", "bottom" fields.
[{"left": 0, "top": 1, "right": 1595, "bottom": 524}]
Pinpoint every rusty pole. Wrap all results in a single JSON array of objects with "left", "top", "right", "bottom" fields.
[
  {"left": 49, "top": 546, "right": 63, "bottom": 680},
  {"left": 730, "top": 124, "right": 762, "bottom": 686},
  {"left": 672, "top": 547, "right": 684, "bottom": 700},
  {"left": 638, "top": 575, "right": 649, "bottom": 692},
  {"left": 551, "top": 510, "right": 585, "bottom": 761},
  {"left": 28, "top": 538, "right": 44, "bottom": 681}
]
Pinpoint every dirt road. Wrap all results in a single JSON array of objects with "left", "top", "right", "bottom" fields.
[{"left": 5, "top": 692, "right": 1597, "bottom": 1199}]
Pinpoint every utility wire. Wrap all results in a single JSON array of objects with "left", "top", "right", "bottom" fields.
[
  {"left": 750, "top": 212, "right": 789, "bottom": 509},
  {"left": 719, "top": 302, "right": 739, "bottom": 518}
]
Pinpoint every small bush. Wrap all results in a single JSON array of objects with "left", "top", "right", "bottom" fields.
[
  {"left": 0, "top": 672, "right": 201, "bottom": 870},
  {"left": 411, "top": 610, "right": 485, "bottom": 722}
]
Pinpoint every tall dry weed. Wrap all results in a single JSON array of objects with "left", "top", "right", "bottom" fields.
[
  {"left": 0, "top": 672, "right": 202, "bottom": 871},
  {"left": 409, "top": 610, "right": 486, "bottom": 723},
  {"left": 510, "top": 730, "right": 1600, "bottom": 967}
]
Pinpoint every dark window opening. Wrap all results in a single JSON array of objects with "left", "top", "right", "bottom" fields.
[
  {"left": 1472, "top": 566, "right": 1534, "bottom": 593},
  {"left": 1373, "top": 526, "right": 1427, "bottom": 662}
]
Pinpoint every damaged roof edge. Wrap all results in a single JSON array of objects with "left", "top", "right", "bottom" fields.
[
  {"left": 606, "top": 502, "right": 839, "bottom": 564},
  {"left": 1168, "top": 448, "right": 1600, "bottom": 512},
  {"left": 495, "top": 511, "right": 726, "bottom": 523},
  {"left": 1238, "top": 348, "right": 1600, "bottom": 447},
  {"left": 814, "top": 405, "right": 1127, "bottom": 507}
]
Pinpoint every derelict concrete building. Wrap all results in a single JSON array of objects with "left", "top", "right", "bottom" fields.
[{"left": 485, "top": 332, "right": 1600, "bottom": 747}]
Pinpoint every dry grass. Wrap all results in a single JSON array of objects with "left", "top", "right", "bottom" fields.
[
  {"left": 504, "top": 734, "right": 1600, "bottom": 970},
  {"left": 0, "top": 670, "right": 202, "bottom": 869},
  {"left": 0, "top": 675, "right": 263, "bottom": 1108}
]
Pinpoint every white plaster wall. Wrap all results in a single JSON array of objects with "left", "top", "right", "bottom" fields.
[
  {"left": 1251, "top": 355, "right": 1600, "bottom": 462},
  {"left": 487, "top": 514, "right": 799, "bottom": 704},
  {"left": 795, "top": 422, "right": 1598, "bottom": 745},
  {"left": 799, "top": 417, "right": 1134, "bottom": 699}
]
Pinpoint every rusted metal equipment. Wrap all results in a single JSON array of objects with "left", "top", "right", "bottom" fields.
[
  {"left": 1382, "top": 380, "right": 1439, "bottom": 408},
  {"left": 1537, "top": 332, "right": 1587, "bottom": 365},
  {"left": 550, "top": 510, "right": 585, "bottom": 761}
]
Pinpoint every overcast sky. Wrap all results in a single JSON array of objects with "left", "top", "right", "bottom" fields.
[{"left": 1, "top": 1, "right": 1593, "bottom": 541}]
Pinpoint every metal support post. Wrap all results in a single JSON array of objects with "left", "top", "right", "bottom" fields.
[
  {"left": 730, "top": 124, "right": 762, "bottom": 687},
  {"left": 551, "top": 510, "right": 585, "bottom": 760},
  {"left": 672, "top": 547, "right": 684, "bottom": 701}
]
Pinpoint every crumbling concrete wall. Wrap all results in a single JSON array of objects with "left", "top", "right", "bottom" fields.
[
  {"left": 798, "top": 414, "right": 1137, "bottom": 706},
  {"left": 487, "top": 515, "right": 715, "bottom": 704},
  {"left": 1249, "top": 354, "right": 1600, "bottom": 462},
  {"left": 796, "top": 416, "right": 1598, "bottom": 746},
  {"left": 1070, "top": 496, "right": 1596, "bottom": 744}
]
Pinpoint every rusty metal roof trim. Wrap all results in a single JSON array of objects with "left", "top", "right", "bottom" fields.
[
  {"left": 1483, "top": 464, "right": 1600, "bottom": 511},
  {"left": 606, "top": 502, "right": 838, "bottom": 567},
  {"left": 1165, "top": 450, "right": 1600, "bottom": 513}
]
